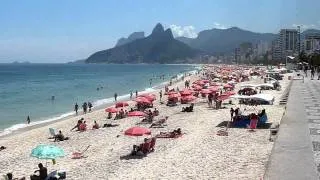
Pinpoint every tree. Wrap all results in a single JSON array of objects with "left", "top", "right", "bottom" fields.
[{"left": 299, "top": 51, "right": 308, "bottom": 62}]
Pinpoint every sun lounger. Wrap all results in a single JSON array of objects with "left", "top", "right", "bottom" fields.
[
  {"left": 72, "top": 145, "right": 91, "bottom": 159},
  {"left": 49, "top": 128, "right": 56, "bottom": 139}
]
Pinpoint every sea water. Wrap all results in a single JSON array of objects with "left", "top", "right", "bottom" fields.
[{"left": 0, "top": 63, "right": 198, "bottom": 136}]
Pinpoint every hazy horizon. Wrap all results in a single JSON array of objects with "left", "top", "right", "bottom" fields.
[{"left": 0, "top": 0, "right": 319, "bottom": 63}]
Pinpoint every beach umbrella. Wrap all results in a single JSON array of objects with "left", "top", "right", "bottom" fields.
[
  {"left": 201, "top": 89, "right": 212, "bottom": 94},
  {"left": 115, "top": 102, "right": 129, "bottom": 108},
  {"left": 124, "top": 127, "right": 151, "bottom": 136},
  {"left": 31, "top": 144, "right": 65, "bottom": 160},
  {"left": 167, "top": 91, "right": 178, "bottom": 95},
  {"left": 135, "top": 97, "right": 152, "bottom": 104},
  {"left": 138, "top": 94, "right": 156, "bottom": 101},
  {"left": 180, "top": 89, "right": 193, "bottom": 96},
  {"left": 181, "top": 95, "right": 197, "bottom": 102},
  {"left": 105, "top": 107, "right": 118, "bottom": 113},
  {"left": 193, "top": 85, "right": 202, "bottom": 91},
  {"left": 168, "top": 93, "right": 181, "bottom": 99},
  {"left": 128, "top": 111, "right": 147, "bottom": 117},
  {"left": 223, "top": 84, "right": 233, "bottom": 89}
]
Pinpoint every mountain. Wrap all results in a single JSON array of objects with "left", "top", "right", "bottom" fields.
[
  {"left": 301, "top": 29, "right": 320, "bottom": 39},
  {"left": 115, "top": 32, "right": 145, "bottom": 47},
  {"left": 67, "top": 59, "right": 86, "bottom": 64},
  {"left": 86, "top": 23, "right": 200, "bottom": 64},
  {"left": 177, "top": 27, "right": 277, "bottom": 54}
]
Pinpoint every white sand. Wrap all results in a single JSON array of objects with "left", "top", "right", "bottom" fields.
[{"left": 0, "top": 72, "right": 291, "bottom": 180}]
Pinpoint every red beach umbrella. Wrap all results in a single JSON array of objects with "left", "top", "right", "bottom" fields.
[
  {"left": 128, "top": 111, "right": 147, "bottom": 117},
  {"left": 193, "top": 85, "right": 202, "bottom": 91},
  {"left": 180, "top": 89, "right": 193, "bottom": 96},
  {"left": 105, "top": 107, "right": 118, "bottom": 113},
  {"left": 138, "top": 94, "right": 156, "bottom": 101},
  {"left": 223, "top": 84, "right": 233, "bottom": 89},
  {"left": 168, "top": 93, "right": 181, "bottom": 99},
  {"left": 135, "top": 97, "right": 152, "bottom": 104},
  {"left": 181, "top": 95, "right": 197, "bottom": 102},
  {"left": 115, "top": 102, "right": 129, "bottom": 108},
  {"left": 201, "top": 89, "right": 212, "bottom": 94},
  {"left": 124, "top": 127, "right": 151, "bottom": 136}
]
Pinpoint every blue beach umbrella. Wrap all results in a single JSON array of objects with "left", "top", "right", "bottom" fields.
[{"left": 31, "top": 144, "right": 65, "bottom": 160}]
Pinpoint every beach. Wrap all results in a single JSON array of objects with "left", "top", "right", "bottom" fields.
[{"left": 0, "top": 66, "right": 291, "bottom": 179}]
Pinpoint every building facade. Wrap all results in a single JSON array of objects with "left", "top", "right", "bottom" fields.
[
  {"left": 272, "top": 29, "right": 298, "bottom": 62},
  {"left": 304, "top": 33, "right": 320, "bottom": 54}
]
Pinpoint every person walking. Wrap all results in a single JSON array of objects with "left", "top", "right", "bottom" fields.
[
  {"left": 317, "top": 66, "right": 320, "bottom": 80},
  {"left": 74, "top": 103, "right": 79, "bottom": 115},
  {"left": 159, "top": 90, "right": 163, "bottom": 101},
  {"left": 114, "top": 93, "right": 118, "bottom": 101},
  {"left": 88, "top": 102, "right": 93, "bottom": 112},
  {"left": 311, "top": 66, "right": 315, "bottom": 80},
  {"left": 27, "top": 116, "right": 30, "bottom": 124},
  {"left": 135, "top": 90, "right": 138, "bottom": 98},
  {"left": 82, "top": 102, "right": 87, "bottom": 114},
  {"left": 130, "top": 91, "right": 133, "bottom": 99}
]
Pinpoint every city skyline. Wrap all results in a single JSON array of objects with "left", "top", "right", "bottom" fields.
[{"left": 0, "top": 0, "right": 320, "bottom": 63}]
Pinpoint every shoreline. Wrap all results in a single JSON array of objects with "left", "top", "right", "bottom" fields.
[{"left": 0, "top": 69, "right": 198, "bottom": 139}]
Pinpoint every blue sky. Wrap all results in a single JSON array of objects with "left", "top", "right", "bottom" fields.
[{"left": 0, "top": 0, "right": 319, "bottom": 63}]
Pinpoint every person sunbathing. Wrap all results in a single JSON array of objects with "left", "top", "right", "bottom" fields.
[
  {"left": 79, "top": 121, "right": 87, "bottom": 131},
  {"left": 54, "top": 130, "right": 69, "bottom": 142},
  {"left": 70, "top": 119, "right": 83, "bottom": 131},
  {"left": 92, "top": 121, "right": 100, "bottom": 129},
  {"left": 158, "top": 128, "right": 182, "bottom": 138},
  {"left": 150, "top": 116, "right": 168, "bottom": 127},
  {"left": 153, "top": 108, "right": 159, "bottom": 116},
  {"left": 30, "top": 163, "right": 47, "bottom": 180}
]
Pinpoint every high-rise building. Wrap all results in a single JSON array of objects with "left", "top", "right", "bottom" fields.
[
  {"left": 304, "top": 33, "right": 320, "bottom": 54},
  {"left": 272, "top": 29, "right": 298, "bottom": 62}
]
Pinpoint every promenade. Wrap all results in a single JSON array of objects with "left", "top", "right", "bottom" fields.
[{"left": 265, "top": 76, "right": 320, "bottom": 180}]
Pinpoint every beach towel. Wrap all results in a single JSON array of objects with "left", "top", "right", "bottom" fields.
[{"left": 156, "top": 133, "right": 183, "bottom": 138}]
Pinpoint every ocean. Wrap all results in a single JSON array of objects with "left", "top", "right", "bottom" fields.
[{"left": 0, "top": 63, "right": 198, "bottom": 136}]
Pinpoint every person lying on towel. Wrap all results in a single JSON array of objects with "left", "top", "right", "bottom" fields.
[{"left": 157, "top": 128, "right": 182, "bottom": 138}]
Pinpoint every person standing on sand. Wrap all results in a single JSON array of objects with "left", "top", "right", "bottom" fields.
[
  {"left": 159, "top": 90, "right": 163, "bottom": 101},
  {"left": 88, "top": 102, "right": 93, "bottom": 112},
  {"left": 74, "top": 103, "right": 79, "bottom": 115},
  {"left": 130, "top": 91, "right": 133, "bottom": 99},
  {"left": 27, "top": 116, "right": 30, "bottom": 124},
  {"left": 135, "top": 90, "right": 138, "bottom": 97},
  {"left": 114, "top": 93, "right": 118, "bottom": 101},
  {"left": 82, "top": 102, "right": 87, "bottom": 114}
]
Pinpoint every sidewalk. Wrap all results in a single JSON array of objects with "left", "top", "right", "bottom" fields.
[{"left": 264, "top": 80, "right": 318, "bottom": 180}]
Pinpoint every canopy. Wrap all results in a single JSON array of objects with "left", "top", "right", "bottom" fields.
[
  {"left": 181, "top": 95, "right": 197, "bottom": 102},
  {"left": 230, "top": 94, "right": 274, "bottom": 102},
  {"left": 201, "top": 89, "right": 212, "bottom": 94},
  {"left": 180, "top": 89, "right": 193, "bottom": 96},
  {"left": 31, "top": 144, "right": 65, "bottom": 159},
  {"left": 105, "top": 107, "right": 118, "bottom": 113},
  {"left": 138, "top": 94, "right": 156, "bottom": 101},
  {"left": 115, "top": 102, "right": 129, "bottom": 108},
  {"left": 135, "top": 97, "right": 152, "bottom": 104},
  {"left": 124, "top": 127, "right": 151, "bottom": 136}
]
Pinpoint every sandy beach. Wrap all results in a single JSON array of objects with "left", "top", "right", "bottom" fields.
[{"left": 0, "top": 67, "right": 292, "bottom": 179}]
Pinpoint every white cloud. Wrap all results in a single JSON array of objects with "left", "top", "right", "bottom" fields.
[
  {"left": 213, "top": 22, "right": 228, "bottom": 29},
  {"left": 169, "top": 24, "right": 197, "bottom": 38}
]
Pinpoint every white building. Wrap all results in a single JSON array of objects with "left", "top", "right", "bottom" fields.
[
  {"left": 272, "top": 29, "right": 298, "bottom": 62},
  {"left": 304, "top": 33, "right": 320, "bottom": 54}
]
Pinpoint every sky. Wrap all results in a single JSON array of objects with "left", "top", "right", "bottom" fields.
[{"left": 0, "top": 0, "right": 319, "bottom": 63}]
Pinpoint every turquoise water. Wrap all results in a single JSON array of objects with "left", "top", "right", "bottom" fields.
[{"left": 0, "top": 64, "right": 197, "bottom": 135}]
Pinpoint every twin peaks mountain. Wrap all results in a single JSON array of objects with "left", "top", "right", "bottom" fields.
[
  {"left": 86, "top": 23, "right": 199, "bottom": 64},
  {"left": 86, "top": 23, "right": 320, "bottom": 64}
]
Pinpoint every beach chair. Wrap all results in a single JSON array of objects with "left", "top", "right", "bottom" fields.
[
  {"left": 72, "top": 145, "right": 91, "bottom": 159},
  {"left": 49, "top": 128, "right": 56, "bottom": 139}
]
